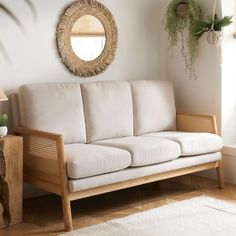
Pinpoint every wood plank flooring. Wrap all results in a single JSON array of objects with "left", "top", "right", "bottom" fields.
[{"left": 1, "top": 175, "right": 236, "bottom": 236}]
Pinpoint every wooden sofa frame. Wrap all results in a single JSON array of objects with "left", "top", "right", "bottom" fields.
[{"left": 14, "top": 113, "right": 224, "bottom": 231}]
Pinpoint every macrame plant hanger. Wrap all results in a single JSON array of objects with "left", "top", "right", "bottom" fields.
[{"left": 206, "top": 0, "right": 223, "bottom": 46}]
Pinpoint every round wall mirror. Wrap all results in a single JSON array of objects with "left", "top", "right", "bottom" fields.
[
  {"left": 71, "top": 15, "right": 106, "bottom": 61},
  {"left": 56, "top": 0, "right": 118, "bottom": 77}
]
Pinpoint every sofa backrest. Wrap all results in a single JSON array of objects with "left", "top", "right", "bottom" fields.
[
  {"left": 18, "top": 83, "right": 86, "bottom": 144},
  {"left": 81, "top": 81, "right": 133, "bottom": 143},
  {"left": 131, "top": 80, "right": 176, "bottom": 135},
  {"left": 13, "top": 80, "right": 176, "bottom": 144}
]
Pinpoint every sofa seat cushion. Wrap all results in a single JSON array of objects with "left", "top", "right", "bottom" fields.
[
  {"left": 65, "top": 144, "right": 131, "bottom": 179},
  {"left": 95, "top": 137, "right": 181, "bottom": 167},
  {"left": 142, "top": 131, "right": 223, "bottom": 156}
]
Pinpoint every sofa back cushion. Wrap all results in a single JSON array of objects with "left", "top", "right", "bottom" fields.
[
  {"left": 81, "top": 81, "right": 133, "bottom": 143},
  {"left": 19, "top": 83, "right": 86, "bottom": 144},
  {"left": 131, "top": 80, "right": 176, "bottom": 135}
]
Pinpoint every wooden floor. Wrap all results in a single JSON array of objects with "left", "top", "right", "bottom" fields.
[{"left": 1, "top": 175, "right": 236, "bottom": 236}]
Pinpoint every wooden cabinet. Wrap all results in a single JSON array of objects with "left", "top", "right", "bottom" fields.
[{"left": 0, "top": 136, "right": 23, "bottom": 229}]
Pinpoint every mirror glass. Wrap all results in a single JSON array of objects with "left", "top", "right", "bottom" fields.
[{"left": 71, "top": 15, "right": 106, "bottom": 61}]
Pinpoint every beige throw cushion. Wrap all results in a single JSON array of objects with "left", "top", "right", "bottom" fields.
[
  {"left": 19, "top": 83, "right": 86, "bottom": 144},
  {"left": 131, "top": 80, "right": 176, "bottom": 135},
  {"left": 81, "top": 81, "right": 133, "bottom": 143}
]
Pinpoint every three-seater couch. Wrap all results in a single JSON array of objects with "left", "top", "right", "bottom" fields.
[{"left": 11, "top": 80, "right": 224, "bottom": 231}]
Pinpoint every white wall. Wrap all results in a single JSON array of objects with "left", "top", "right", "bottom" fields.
[
  {"left": 167, "top": 0, "right": 222, "bottom": 132},
  {"left": 0, "top": 0, "right": 168, "bottom": 93}
]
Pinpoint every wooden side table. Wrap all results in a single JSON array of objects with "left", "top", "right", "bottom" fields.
[{"left": 0, "top": 135, "right": 23, "bottom": 229}]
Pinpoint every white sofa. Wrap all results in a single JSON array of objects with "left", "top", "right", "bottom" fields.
[{"left": 11, "top": 80, "right": 223, "bottom": 231}]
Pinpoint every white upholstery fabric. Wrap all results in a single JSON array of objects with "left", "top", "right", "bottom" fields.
[
  {"left": 81, "top": 81, "right": 133, "bottom": 143},
  {"left": 19, "top": 83, "right": 86, "bottom": 144},
  {"left": 95, "top": 137, "right": 181, "bottom": 167},
  {"left": 69, "top": 152, "right": 221, "bottom": 192},
  {"left": 131, "top": 80, "right": 176, "bottom": 135},
  {"left": 65, "top": 144, "right": 131, "bottom": 179},
  {"left": 142, "top": 131, "right": 223, "bottom": 156}
]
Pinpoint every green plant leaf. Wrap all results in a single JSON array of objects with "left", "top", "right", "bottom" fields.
[
  {"left": 213, "top": 16, "right": 233, "bottom": 31},
  {"left": 192, "top": 15, "right": 233, "bottom": 39},
  {"left": 0, "top": 114, "right": 8, "bottom": 127},
  {"left": 192, "top": 20, "right": 212, "bottom": 39}
]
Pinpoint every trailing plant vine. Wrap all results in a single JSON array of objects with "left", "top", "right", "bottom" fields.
[{"left": 163, "top": 0, "right": 201, "bottom": 79}]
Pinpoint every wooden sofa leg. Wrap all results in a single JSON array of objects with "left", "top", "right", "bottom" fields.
[
  {"left": 62, "top": 195, "right": 73, "bottom": 231},
  {"left": 216, "top": 160, "right": 224, "bottom": 189}
]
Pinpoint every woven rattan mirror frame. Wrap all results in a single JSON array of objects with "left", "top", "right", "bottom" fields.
[{"left": 56, "top": 0, "right": 118, "bottom": 77}]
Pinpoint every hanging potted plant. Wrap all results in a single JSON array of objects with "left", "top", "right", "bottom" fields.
[
  {"left": 192, "top": 0, "right": 232, "bottom": 46},
  {"left": 163, "top": 0, "right": 201, "bottom": 78},
  {"left": 193, "top": 16, "right": 233, "bottom": 46}
]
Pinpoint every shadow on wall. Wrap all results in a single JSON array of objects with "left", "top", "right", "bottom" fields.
[
  {"left": 0, "top": 0, "right": 37, "bottom": 132},
  {"left": 0, "top": 0, "right": 37, "bottom": 63}
]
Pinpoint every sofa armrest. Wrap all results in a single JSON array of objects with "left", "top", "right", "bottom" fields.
[
  {"left": 13, "top": 126, "right": 67, "bottom": 183},
  {"left": 14, "top": 126, "right": 63, "bottom": 141},
  {"left": 176, "top": 113, "right": 218, "bottom": 134}
]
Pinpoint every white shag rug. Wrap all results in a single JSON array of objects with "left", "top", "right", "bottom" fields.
[{"left": 60, "top": 196, "right": 236, "bottom": 236}]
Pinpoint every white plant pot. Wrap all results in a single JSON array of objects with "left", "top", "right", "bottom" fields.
[
  {"left": 0, "top": 126, "right": 8, "bottom": 137},
  {"left": 206, "top": 30, "right": 223, "bottom": 46}
]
